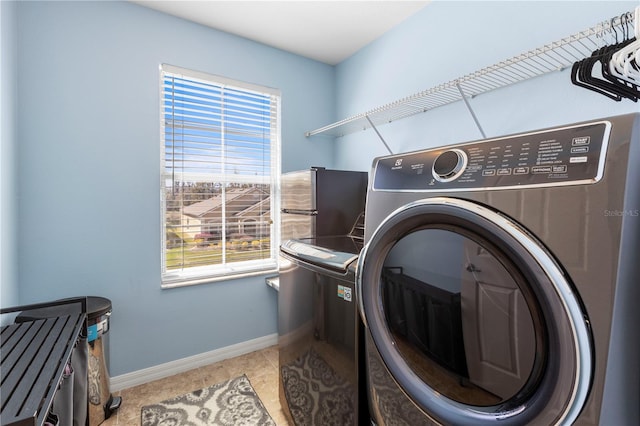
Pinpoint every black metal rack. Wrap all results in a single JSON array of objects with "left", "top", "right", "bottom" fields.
[{"left": 1, "top": 298, "right": 87, "bottom": 426}]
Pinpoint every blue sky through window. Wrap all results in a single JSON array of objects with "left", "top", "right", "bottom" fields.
[{"left": 163, "top": 76, "right": 272, "bottom": 182}]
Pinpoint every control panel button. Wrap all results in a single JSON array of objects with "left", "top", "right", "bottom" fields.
[
  {"left": 572, "top": 136, "right": 591, "bottom": 146},
  {"left": 571, "top": 146, "right": 589, "bottom": 154},
  {"left": 432, "top": 149, "right": 467, "bottom": 182},
  {"left": 532, "top": 166, "right": 553, "bottom": 174}
]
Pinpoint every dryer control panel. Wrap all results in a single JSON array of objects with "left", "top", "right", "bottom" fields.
[{"left": 373, "top": 121, "right": 611, "bottom": 191}]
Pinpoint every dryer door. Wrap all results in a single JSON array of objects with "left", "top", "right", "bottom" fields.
[{"left": 356, "top": 197, "right": 592, "bottom": 426}]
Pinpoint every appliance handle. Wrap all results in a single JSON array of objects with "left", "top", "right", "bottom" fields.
[
  {"left": 281, "top": 209, "right": 318, "bottom": 215},
  {"left": 355, "top": 246, "right": 367, "bottom": 328}
]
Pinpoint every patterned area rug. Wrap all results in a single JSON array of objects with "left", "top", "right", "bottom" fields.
[
  {"left": 141, "top": 375, "right": 275, "bottom": 426},
  {"left": 281, "top": 348, "right": 355, "bottom": 426}
]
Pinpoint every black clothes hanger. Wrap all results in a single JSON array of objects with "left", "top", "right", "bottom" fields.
[
  {"left": 571, "top": 15, "right": 639, "bottom": 102},
  {"left": 571, "top": 47, "right": 625, "bottom": 101}
]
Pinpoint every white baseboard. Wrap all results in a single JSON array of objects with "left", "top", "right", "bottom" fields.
[{"left": 110, "top": 333, "right": 278, "bottom": 392}]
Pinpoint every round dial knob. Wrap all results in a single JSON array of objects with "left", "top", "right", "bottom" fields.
[{"left": 432, "top": 149, "right": 467, "bottom": 182}]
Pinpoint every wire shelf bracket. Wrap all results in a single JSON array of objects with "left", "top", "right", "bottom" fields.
[{"left": 455, "top": 82, "right": 486, "bottom": 139}]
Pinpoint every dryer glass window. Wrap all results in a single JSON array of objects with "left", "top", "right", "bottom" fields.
[{"left": 381, "top": 228, "right": 538, "bottom": 406}]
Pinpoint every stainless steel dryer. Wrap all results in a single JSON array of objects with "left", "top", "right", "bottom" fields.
[{"left": 356, "top": 113, "right": 640, "bottom": 425}]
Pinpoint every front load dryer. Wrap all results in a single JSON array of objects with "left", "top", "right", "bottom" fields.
[{"left": 356, "top": 113, "right": 640, "bottom": 425}]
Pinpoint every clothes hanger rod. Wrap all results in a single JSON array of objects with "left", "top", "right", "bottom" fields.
[{"left": 456, "top": 82, "right": 487, "bottom": 139}]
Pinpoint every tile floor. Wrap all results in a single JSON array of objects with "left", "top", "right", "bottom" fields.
[{"left": 102, "top": 345, "right": 291, "bottom": 425}]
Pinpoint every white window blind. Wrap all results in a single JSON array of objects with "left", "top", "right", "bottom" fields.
[{"left": 160, "top": 64, "right": 281, "bottom": 287}]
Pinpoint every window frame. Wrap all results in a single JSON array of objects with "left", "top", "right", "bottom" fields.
[{"left": 159, "top": 64, "right": 281, "bottom": 288}]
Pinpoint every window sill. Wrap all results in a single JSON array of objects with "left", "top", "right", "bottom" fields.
[{"left": 161, "top": 264, "right": 278, "bottom": 289}]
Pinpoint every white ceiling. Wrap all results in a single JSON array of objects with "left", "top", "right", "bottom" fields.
[{"left": 132, "top": 1, "right": 430, "bottom": 65}]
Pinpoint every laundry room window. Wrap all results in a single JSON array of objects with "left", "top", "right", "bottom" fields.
[{"left": 160, "top": 64, "right": 281, "bottom": 288}]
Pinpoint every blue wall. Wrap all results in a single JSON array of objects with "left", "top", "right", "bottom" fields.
[
  {"left": 332, "top": 1, "right": 640, "bottom": 171},
  {"left": 1, "top": 0, "right": 18, "bottom": 310},
  {"left": 7, "top": 0, "right": 639, "bottom": 377},
  {"left": 15, "top": 1, "right": 334, "bottom": 375}
]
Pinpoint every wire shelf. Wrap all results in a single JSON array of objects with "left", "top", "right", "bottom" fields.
[{"left": 305, "top": 10, "right": 636, "bottom": 138}]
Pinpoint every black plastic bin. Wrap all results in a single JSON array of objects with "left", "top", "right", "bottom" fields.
[{"left": 16, "top": 296, "right": 122, "bottom": 426}]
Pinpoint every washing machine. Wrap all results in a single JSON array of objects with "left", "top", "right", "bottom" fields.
[{"left": 356, "top": 113, "right": 640, "bottom": 425}]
